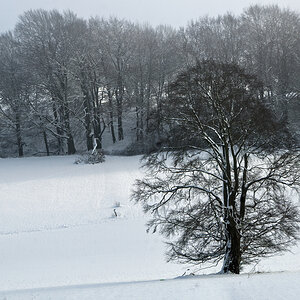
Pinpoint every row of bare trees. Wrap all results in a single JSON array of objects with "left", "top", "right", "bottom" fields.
[{"left": 0, "top": 5, "right": 299, "bottom": 157}]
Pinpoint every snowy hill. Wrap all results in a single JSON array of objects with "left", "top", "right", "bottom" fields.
[{"left": 0, "top": 155, "right": 299, "bottom": 299}]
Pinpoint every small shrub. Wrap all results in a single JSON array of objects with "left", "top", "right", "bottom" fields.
[{"left": 75, "top": 150, "right": 105, "bottom": 165}]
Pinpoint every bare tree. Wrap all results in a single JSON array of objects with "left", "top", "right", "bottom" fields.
[
  {"left": 133, "top": 60, "right": 300, "bottom": 274},
  {"left": 15, "top": 9, "right": 79, "bottom": 154},
  {"left": 91, "top": 17, "right": 135, "bottom": 141},
  {"left": 0, "top": 5, "right": 299, "bottom": 157},
  {"left": 0, "top": 32, "right": 32, "bottom": 156},
  {"left": 241, "top": 5, "right": 300, "bottom": 101},
  {"left": 185, "top": 13, "right": 243, "bottom": 64},
  {"left": 67, "top": 17, "right": 106, "bottom": 151}
]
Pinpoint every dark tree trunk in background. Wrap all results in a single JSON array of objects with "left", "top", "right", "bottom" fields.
[
  {"left": 83, "top": 90, "right": 93, "bottom": 151},
  {"left": 52, "top": 102, "right": 64, "bottom": 155},
  {"left": 63, "top": 103, "right": 76, "bottom": 155},
  {"left": 62, "top": 75, "right": 76, "bottom": 155},
  {"left": 108, "top": 88, "right": 116, "bottom": 144},
  {"left": 145, "top": 72, "right": 152, "bottom": 134},
  {"left": 116, "top": 75, "right": 124, "bottom": 141},
  {"left": 43, "top": 130, "right": 50, "bottom": 156},
  {"left": 15, "top": 113, "right": 23, "bottom": 157},
  {"left": 67, "top": 137, "right": 76, "bottom": 154},
  {"left": 92, "top": 87, "right": 102, "bottom": 150},
  {"left": 66, "top": 126, "right": 76, "bottom": 155},
  {"left": 116, "top": 96, "right": 124, "bottom": 141},
  {"left": 135, "top": 84, "right": 144, "bottom": 141}
]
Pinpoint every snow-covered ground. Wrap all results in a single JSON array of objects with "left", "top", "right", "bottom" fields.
[{"left": 0, "top": 155, "right": 299, "bottom": 299}]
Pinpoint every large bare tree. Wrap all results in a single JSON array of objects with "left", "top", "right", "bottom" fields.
[{"left": 133, "top": 60, "right": 300, "bottom": 274}]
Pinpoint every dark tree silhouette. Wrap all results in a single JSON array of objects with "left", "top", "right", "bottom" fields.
[{"left": 133, "top": 60, "right": 300, "bottom": 274}]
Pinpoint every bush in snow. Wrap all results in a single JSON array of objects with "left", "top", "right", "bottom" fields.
[{"left": 75, "top": 150, "right": 105, "bottom": 165}]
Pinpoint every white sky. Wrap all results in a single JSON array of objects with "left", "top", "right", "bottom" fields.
[{"left": 0, "top": 0, "right": 300, "bottom": 32}]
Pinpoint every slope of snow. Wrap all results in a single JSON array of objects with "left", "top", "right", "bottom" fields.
[
  {"left": 0, "top": 155, "right": 186, "bottom": 291},
  {"left": 0, "top": 155, "right": 299, "bottom": 299},
  {"left": 2, "top": 272, "right": 300, "bottom": 300},
  {"left": 0, "top": 155, "right": 143, "bottom": 234}
]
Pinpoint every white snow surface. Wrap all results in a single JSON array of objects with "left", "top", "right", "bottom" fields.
[{"left": 0, "top": 155, "right": 299, "bottom": 299}]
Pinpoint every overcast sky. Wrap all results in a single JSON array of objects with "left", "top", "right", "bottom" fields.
[{"left": 1, "top": 0, "right": 300, "bottom": 32}]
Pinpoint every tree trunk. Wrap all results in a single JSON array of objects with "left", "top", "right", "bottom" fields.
[
  {"left": 66, "top": 129, "right": 76, "bottom": 155},
  {"left": 108, "top": 88, "right": 116, "bottom": 144},
  {"left": 86, "top": 130, "right": 93, "bottom": 151},
  {"left": 82, "top": 86, "right": 93, "bottom": 151},
  {"left": 118, "top": 109, "right": 124, "bottom": 141},
  {"left": 117, "top": 99, "right": 124, "bottom": 141},
  {"left": 43, "top": 130, "right": 50, "bottom": 156},
  {"left": 222, "top": 215, "right": 241, "bottom": 274},
  {"left": 146, "top": 72, "right": 152, "bottom": 134},
  {"left": 64, "top": 108, "right": 76, "bottom": 155},
  {"left": 67, "top": 135, "right": 76, "bottom": 154},
  {"left": 116, "top": 75, "right": 124, "bottom": 141},
  {"left": 136, "top": 105, "right": 141, "bottom": 141},
  {"left": 85, "top": 102, "right": 93, "bottom": 151},
  {"left": 92, "top": 87, "right": 102, "bottom": 150},
  {"left": 52, "top": 102, "right": 64, "bottom": 155},
  {"left": 61, "top": 97, "right": 76, "bottom": 155},
  {"left": 221, "top": 144, "right": 241, "bottom": 274},
  {"left": 156, "top": 79, "right": 164, "bottom": 137},
  {"left": 15, "top": 113, "right": 23, "bottom": 157},
  {"left": 135, "top": 84, "right": 144, "bottom": 141}
]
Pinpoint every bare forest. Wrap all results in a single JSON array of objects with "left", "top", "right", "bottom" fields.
[{"left": 0, "top": 4, "right": 299, "bottom": 157}]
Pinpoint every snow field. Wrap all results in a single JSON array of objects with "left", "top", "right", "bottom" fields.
[
  {"left": 0, "top": 155, "right": 186, "bottom": 291},
  {"left": 0, "top": 155, "right": 299, "bottom": 299},
  {"left": 2, "top": 271, "right": 300, "bottom": 300}
]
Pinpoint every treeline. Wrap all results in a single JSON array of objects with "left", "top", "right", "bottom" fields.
[{"left": 0, "top": 5, "right": 299, "bottom": 157}]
